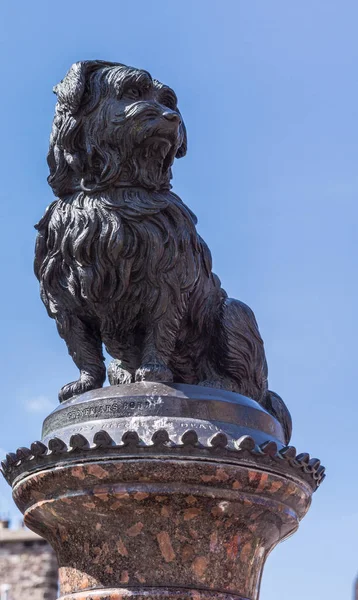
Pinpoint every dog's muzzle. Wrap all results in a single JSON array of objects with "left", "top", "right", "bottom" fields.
[{"left": 162, "top": 110, "right": 181, "bottom": 125}]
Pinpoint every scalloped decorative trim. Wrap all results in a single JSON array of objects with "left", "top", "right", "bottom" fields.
[{"left": 1, "top": 429, "right": 325, "bottom": 489}]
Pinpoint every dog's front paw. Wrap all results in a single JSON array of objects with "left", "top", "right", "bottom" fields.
[
  {"left": 59, "top": 374, "right": 102, "bottom": 403},
  {"left": 135, "top": 362, "right": 173, "bottom": 383},
  {"left": 108, "top": 360, "right": 134, "bottom": 386}
]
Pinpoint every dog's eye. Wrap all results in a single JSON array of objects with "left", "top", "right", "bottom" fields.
[
  {"left": 125, "top": 87, "right": 142, "bottom": 100},
  {"left": 161, "top": 96, "right": 177, "bottom": 111}
]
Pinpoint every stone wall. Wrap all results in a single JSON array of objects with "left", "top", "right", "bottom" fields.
[{"left": 0, "top": 521, "right": 58, "bottom": 600}]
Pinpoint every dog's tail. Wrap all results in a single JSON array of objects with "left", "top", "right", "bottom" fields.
[{"left": 261, "top": 390, "right": 293, "bottom": 445}]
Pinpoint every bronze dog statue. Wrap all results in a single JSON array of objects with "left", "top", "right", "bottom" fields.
[{"left": 34, "top": 60, "right": 291, "bottom": 442}]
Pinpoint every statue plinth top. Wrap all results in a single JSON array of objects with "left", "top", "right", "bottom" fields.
[{"left": 2, "top": 383, "right": 324, "bottom": 491}]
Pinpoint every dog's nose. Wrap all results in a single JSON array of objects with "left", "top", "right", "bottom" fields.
[{"left": 163, "top": 111, "right": 181, "bottom": 124}]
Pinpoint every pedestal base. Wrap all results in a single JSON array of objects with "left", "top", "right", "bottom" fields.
[
  {"left": 13, "top": 457, "right": 311, "bottom": 600},
  {"left": 1, "top": 384, "right": 324, "bottom": 600}
]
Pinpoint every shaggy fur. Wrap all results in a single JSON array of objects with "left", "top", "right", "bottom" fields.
[{"left": 34, "top": 60, "right": 291, "bottom": 443}]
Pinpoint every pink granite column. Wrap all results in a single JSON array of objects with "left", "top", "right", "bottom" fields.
[{"left": 13, "top": 456, "right": 312, "bottom": 600}]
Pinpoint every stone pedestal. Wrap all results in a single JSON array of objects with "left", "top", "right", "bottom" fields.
[{"left": 1, "top": 384, "right": 324, "bottom": 600}]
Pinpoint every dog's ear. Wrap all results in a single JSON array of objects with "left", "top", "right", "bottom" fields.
[
  {"left": 54, "top": 60, "right": 118, "bottom": 114},
  {"left": 176, "top": 118, "right": 187, "bottom": 159},
  {"left": 53, "top": 61, "right": 89, "bottom": 114}
]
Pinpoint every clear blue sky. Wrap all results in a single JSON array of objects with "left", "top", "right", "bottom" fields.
[{"left": 0, "top": 2, "right": 357, "bottom": 598}]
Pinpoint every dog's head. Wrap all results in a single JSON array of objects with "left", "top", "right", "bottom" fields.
[{"left": 48, "top": 60, "right": 187, "bottom": 195}]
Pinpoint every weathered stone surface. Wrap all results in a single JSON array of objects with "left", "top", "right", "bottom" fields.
[{"left": 0, "top": 524, "right": 58, "bottom": 600}]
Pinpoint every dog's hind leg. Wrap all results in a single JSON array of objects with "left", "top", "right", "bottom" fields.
[
  {"left": 215, "top": 298, "right": 268, "bottom": 403},
  {"left": 56, "top": 312, "right": 106, "bottom": 402},
  {"left": 213, "top": 299, "right": 292, "bottom": 442}
]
